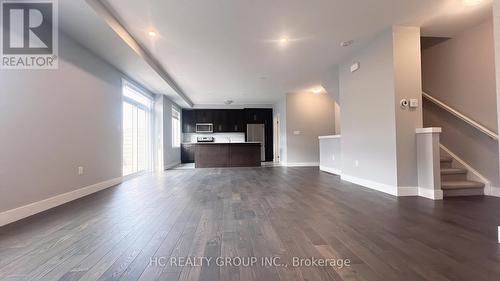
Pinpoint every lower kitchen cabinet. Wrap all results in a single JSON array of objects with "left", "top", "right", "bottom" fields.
[{"left": 181, "top": 143, "right": 195, "bottom": 163}]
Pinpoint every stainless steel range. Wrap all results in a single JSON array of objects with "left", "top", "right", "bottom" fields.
[{"left": 197, "top": 136, "right": 214, "bottom": 143}]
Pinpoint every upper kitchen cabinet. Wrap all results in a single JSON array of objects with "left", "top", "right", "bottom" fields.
[
  {"left": 181, "top": 109, "right": 195, "bottom": 133},
  {"left": 245, "top": 108, "right": 272, "bottom": 124},
  {"left": 213, "top": 110, "right": 228, "bottom": 132},
  {"left": 227, "top": 110, "right": 244, "bottom": 132},
  {"left": 195, "top": 109, "right": 213, "bottom": 123}
]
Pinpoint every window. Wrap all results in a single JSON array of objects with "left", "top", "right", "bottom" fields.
[
  {"left": 172, "top": 106, "right": 180, "bottom": 147},
  {"left": 122, "top": 81, "right": 152, "bottom": 176}
]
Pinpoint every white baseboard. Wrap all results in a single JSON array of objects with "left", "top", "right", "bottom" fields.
[
  {"left": 398, "top": 186, "right": 418, "bottom": 196},
  {"left": 285, "top": 162, "right": 320, "bottom": 167},
  {"left": 0, "top": 177, "right": 122, "bottom": 227},
  {"left": 489, "top": 186, "right": 500, "bottom": 197},
  {"left": 319, "top": 166, "right": 342, "bottom": 176},
  {"left": 164, "top": 162, "right": 181, "bottom": 170},
  {"left": 418, "top": 188, "right": 443, "bottom": 200},
  {"left": 341, "top": 174, "right": 398, "bottom": 196}
]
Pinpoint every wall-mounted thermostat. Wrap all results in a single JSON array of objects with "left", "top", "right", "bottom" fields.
[{"left": 350, "top": 62, "right": 360, "bottom": 73}]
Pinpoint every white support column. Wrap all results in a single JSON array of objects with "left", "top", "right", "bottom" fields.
[{"left": 416, "top": 127, "right": 443, "bottom": 200}]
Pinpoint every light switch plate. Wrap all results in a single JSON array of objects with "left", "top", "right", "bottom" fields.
[
  {"left": 293, "top": 130, "right": 301, "bottom": 135},
  {"left": 409, "top": 99, "right": 419, "bottom": 108}
]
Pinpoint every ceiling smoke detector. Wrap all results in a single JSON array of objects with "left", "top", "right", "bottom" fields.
[
  {"left": 224, "top": 100, "right": 234, "bottom": 105},
  {"left": 340, "top": 40, "right": 354, "bottom": 47}
]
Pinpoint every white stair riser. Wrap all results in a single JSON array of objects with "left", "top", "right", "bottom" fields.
[
  {"left": 441, "top": 173, "right": 467, "bottom": 182},
  {"left": 443, "top": 188, "right": 484, "bottom": 197}
]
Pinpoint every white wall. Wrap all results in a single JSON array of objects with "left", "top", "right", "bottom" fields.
[
  {"left": 153, "top": 94, "right": 164, "bottom": 171},
  {"left": 162, "top": 97, "right": 182, "bottom": 169},
  {"left": 393, "top": 26, "right": 423, "bottom": 188},
  {"left": 319, "top": 137, "right": 342, "bottom": 174},
  {"left": 422, "top": 17, "right": 498, "bottom": 132},
  {"left": 423, "top": 15, "right": 500, "bottom": 190},
  {"left": 0, "top": 33, "right": 124, "bottom": 213},
  {"left": 285, "top": 92, "right": 336, "bottom": 165},
  {"left": 273, "top": 98, "right": 288, "bottom": 164},
  {"left": 339, "top": 26, "right": 423, "bottom": 195},
  {"left": 493, "top": 0, "right": 500, "bottom": 194},
  {"left": 339, "top": 28, "right": 399, "bottom": 191}
]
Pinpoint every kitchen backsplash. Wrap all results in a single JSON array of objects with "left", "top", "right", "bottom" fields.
[{"left": 183, "top": 133, "right": 245, "bottom": 143}]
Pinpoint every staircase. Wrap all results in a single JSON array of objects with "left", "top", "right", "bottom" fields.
[{"left": 440, "top": 155, "right": 485, "bottom": 197}]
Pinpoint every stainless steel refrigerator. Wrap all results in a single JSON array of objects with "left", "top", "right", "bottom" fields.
[{"left": 246, "top": 124, "right": 265, "bottom": 161}]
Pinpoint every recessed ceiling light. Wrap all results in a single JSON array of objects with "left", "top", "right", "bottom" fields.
[
  {"left": 279, "top": 36, "right": 289, "bottom": 45},
  {"left": 148, "top": 31, "right": 157, "bottom": 37},
  {"left": 462, "top": 0, "right": 482, "bottom": 6},
  {"left": 340, "top": 40, "right": 354, "bottom": 47}
]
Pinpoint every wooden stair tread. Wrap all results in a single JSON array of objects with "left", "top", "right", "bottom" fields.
[
  {"left": 441, "top": 181, "right": 485, "bottom": 190},
  {"left": 440, "top": 168, "right": 467, "bottom": 175}
]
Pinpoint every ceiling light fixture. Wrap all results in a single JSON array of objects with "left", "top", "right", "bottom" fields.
[
  {"left": 148, "top": 31, "right": 157, "bottom": 37},
  {"left": 462, "top": 0, "right": 482, "bottom": 6},
  {"left": 279, "top": 36, "right": 289, "bottom": 45}
]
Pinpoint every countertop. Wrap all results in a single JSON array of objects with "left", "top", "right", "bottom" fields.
[{"left": 190, "top": 142, "right": 261, "bottom": 145}]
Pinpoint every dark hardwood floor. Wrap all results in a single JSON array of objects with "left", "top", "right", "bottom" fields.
[{"left": 1, "top": 167, "right": 500, "bottom": 281}]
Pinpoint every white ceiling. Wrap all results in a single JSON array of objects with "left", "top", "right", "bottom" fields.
[
  {"left": 58, "top": 0, "right": 192, "bottom": 107},
  {"left": 61, "top": 0, "right": 493, "bottom": 107}
]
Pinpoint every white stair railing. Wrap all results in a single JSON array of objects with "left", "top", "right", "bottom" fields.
[{"left": 422, "top": 92, "right": 499, "bottom": 141}]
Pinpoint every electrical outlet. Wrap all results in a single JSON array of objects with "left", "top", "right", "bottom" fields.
[{"left": 78, "top": 166, "right": 84, "bottom": 175}]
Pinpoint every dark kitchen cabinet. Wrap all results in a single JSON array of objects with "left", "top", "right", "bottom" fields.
[
  {"left": 213, "top": 110, "right": 228, "bottom": 132},
  {"left": 227, "top": 110, "right": 244, "bottom": 132},
  {"left": 181, "top": 143, "right": 195, "bottom": 163},
  {"left": 180, "top": 108, "right": 273, "bottom": 161},
  {"left": 245, "top": 108, "right": 269, "bottom": 124},
  {"left": 195, "top": 109, "right": 213, "bottom": 123},
  {"left": 181, "top": 109, "right": 195, "bottom": 133}
]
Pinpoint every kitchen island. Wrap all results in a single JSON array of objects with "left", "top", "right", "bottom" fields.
[{"left": 194, "top": 142, "right": 261, "bottom": 168}]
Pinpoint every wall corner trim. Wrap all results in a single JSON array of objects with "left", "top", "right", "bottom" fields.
[
  {"left": 418, "top": 188, "right": 444, "bottom": 200},
  {"left": 0, "top": 177, "right": 123, "bottom": 227},
  {"left": 397, "top": 186, "right": 419, "bottom": 196}
]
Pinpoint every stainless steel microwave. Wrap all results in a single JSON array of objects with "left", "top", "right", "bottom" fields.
[{"left": 195, "top": 123, "right": 213, "bottom": 133}]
